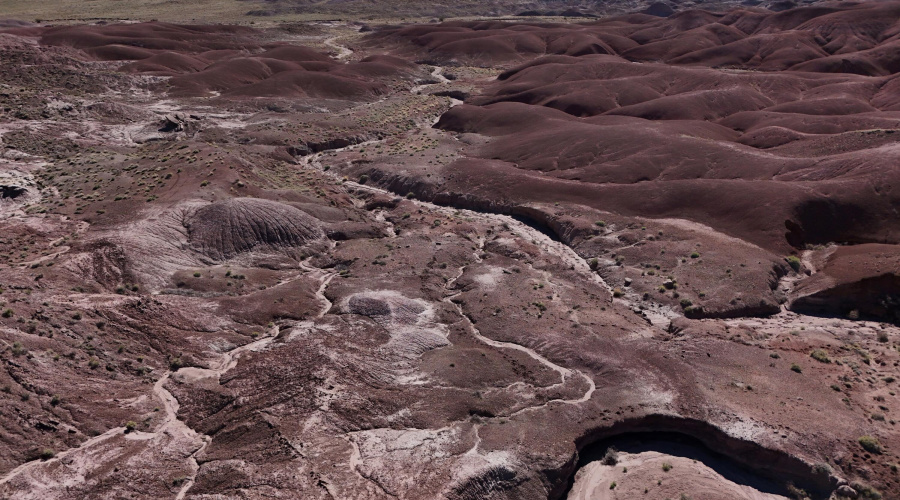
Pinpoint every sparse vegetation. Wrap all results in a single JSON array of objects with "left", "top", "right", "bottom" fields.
[
  {"left": 1, "top": 11, "right": 899, "bottom": 500},
  {"left": 785, "top": 255, "right": 801, "bottom": 272},
  {"left": 786, "top": 483, "right": 808, "bottom": 500},
  {"left": 859, "top": 435, "right": 884, "bottom": 454},
  {"left": 600, "top": 447, "right": 618, "bottom": 465},
  {"left": 852, "top": 481, "right": 883, "bottom": 500},
  {"left": 810, "top": 349, "right": 830, "bottom": 363},
  {"left": 11, "top": 341, "right": 26, "bottom": 356}
]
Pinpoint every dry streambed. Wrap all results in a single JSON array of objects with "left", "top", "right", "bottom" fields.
[{"left": 1, "top": 17, "right": 898, "bottom": 500}]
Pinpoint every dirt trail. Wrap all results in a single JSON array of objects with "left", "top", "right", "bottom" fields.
[
  {"left": 299, "top": 259, "right": 337, "bottom": 318},
  {"left": 439, "top": 219, "right": 597, "bottom": 414},
  {"left": 325, "top": 36, "right": 353, "bottom": 60}
]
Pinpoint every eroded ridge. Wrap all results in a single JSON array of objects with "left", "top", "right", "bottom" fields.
[{"left": 1, "top": 4, "right": 899, "bottom": 499}]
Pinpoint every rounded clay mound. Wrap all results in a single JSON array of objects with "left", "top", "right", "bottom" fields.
[
  {"left": 347, "top": 292, "right": 428, "bottom": 325},
  {"left": 185, "top": 198, "right": 325, "bottom": 261}
]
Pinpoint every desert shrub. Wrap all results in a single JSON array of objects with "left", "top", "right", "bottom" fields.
[
  {"left": 790, "top": 363, "right": 802, "bottom": 373},
  {"left": 852, "top": 482, "right": 883, "bottom": 500},
  {"left": 39, "top": 449, "right": 55, "bottom": 460},
  {"left": 600, "top": 447, "right": 618, "bottom": 465},
  {"left": 859, "top": 435, "right": 884, "bottom": 454},
  {"left": 785, "top": 255, "right": 801, "bottom": 272},
  {"left": 786, "top": 483, "right": 808, "bottom": 500},
  {"left": 812, "top": 462, "right": 832, "bottom": 476},
  {"left": 125, "top": 421, "right": 137, "bottom": 433},
  {"left": 810, "top": 349, "right": 830, "bottom": 363},
  {"left": 662, "top": 462, "right": 672, "bottom": 472},
  {"left": 11, "top": 342, "right": 25, "bottom": 356}
]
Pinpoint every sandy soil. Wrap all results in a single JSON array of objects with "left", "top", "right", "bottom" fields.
[{"left": 568, "top": 451, "right": 789, "bottom": 500}]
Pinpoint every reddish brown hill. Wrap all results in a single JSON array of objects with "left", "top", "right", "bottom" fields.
[
  {"left": 33, "top": 22, "right": 420, "bottom": 100},
  {"left": 368, "top": 2, "right": 900, "bottom": 74},
  {"left": 363, "top": 3, "right": 900, "bottom": 252}
]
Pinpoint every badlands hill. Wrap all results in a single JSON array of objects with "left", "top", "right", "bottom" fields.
[{"left": 0, "top": 2, "right": 899, "bottom": 500}]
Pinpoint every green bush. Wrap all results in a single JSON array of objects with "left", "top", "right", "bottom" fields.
[
  {"left": 859, "top": 435, "right": 884, "bottom": 454},
  {"left": 785, "top": 255, "right": 801, "bottom": 272},
  {"left": 810, "top": 349, "right": 830, "bottom": 363}
]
